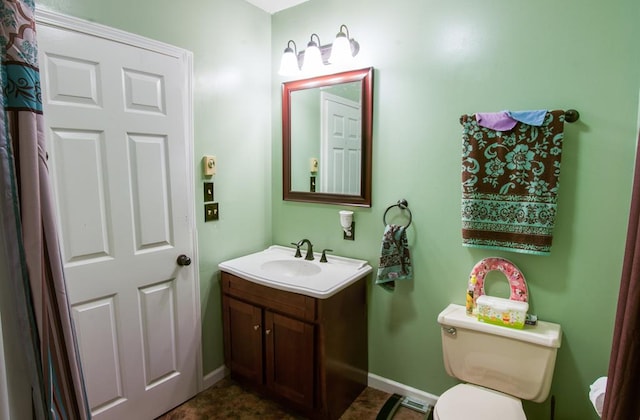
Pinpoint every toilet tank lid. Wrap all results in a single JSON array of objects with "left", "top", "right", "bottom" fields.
[{"left": 438, "top": 304, "right": 562, "bottom": 348}]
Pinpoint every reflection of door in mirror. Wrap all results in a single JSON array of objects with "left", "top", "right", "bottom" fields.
[{"left": 320, "top": 91, "right": 361, "bottom": 194}]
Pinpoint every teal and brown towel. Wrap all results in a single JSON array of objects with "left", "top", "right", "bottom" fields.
[
  {"left": 376, "top": 224, "right": 412, "bottom": 290},
  {"left": 459, "top": 110, "right": 566, "bottom": 255}
]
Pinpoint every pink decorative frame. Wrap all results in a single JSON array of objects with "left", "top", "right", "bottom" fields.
[{"left": 466, "top": 257, "right": 529, "bottom": 315}]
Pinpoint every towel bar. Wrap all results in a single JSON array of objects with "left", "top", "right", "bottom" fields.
[
  {"left": 383, "top": 199, "right": 412, "bottom": 228},
  {"left": 459, "top": 109, "right": 580, "bottom": 125}
]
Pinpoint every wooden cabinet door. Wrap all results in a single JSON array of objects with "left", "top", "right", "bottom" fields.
[
  {"left": 265, "top": 311, "right": 315, "bottom": 409},
  {"left": 222, "top": 297, "right": 263, "bottom": 384}
]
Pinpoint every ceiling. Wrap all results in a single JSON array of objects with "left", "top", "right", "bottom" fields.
[{"left": 243, "top": 0, "right": 310, "bottom": 14}]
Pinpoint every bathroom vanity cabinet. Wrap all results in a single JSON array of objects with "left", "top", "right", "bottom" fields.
[{"left": 221, "top": 271, "right": 368, "bottom": 420}]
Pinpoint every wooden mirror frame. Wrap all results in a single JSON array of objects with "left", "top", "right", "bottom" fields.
[{"left": 282, "top": 67, "right": 374, "bottom": 207}]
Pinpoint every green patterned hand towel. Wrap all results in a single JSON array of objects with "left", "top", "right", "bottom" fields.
[{"left": 376, "top": 224, "right": 412, "bottom": 290}]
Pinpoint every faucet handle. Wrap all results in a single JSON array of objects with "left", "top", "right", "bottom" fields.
[
  {"left": 320, "top": 249, "right": 333, "bottom": 263},
  {"left": 290, "top": 242, "right": 302, "bottom": 258}
]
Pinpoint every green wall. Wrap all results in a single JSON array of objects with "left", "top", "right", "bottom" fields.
[
  {"left": 272, "top": 1, "right": 639, "bottom": 419},
  {"left": 32, "top": 0, "right": 640, "bottom": 419}
]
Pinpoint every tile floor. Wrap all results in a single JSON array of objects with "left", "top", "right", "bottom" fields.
[{"left": 157, "top": 377, "right": 430, "bottom": 420}]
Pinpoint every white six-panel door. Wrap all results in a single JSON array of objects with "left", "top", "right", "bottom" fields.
[{"left": 36, "top": 11, "right": 200, "bottom": 419}]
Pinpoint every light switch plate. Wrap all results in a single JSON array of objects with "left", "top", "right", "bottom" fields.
[{"left": 204, "top": 182, "right": 214, "bottom": 202}]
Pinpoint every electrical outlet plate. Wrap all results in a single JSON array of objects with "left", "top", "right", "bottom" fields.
[
  {"left": 204, "top": 203, "right": 219, "bottom": 221},
  {"left": 343, "top": 221, "right": 355, "bottom": 240}
]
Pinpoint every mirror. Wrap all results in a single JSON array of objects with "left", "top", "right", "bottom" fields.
[{"left": 282, "top": 67, "right": 374, "bottom": 207}]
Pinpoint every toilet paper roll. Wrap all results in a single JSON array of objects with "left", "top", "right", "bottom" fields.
[{"left": 589, "top": 376, "right": 607, "bottom": 417}]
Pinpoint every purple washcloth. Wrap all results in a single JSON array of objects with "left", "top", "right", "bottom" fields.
[
  {"left": 507, "top": 110, "right": 548, "bottom": 126},
  {"left": 475, "top": 111, "right": 517, "bottom": 131}
]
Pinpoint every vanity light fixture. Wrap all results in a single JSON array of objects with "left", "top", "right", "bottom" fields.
[
  {"left": 339, "top": 210, "right": 355, "bottom": 240},
  {"left": 277, "top": 25, "right": 360, "bottom": 76},
  {"left": 278, "top": 40, "right": 300, "bottom": 76}
]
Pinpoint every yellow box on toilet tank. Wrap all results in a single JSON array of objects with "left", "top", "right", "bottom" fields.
[{"left": 476, "top": 295, "right": 528, "bottom": 329}]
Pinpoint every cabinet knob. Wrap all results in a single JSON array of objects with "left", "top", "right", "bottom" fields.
[
  {"left": 253, "top": 324, "right": 260, "bottom": 331},
  {"left": 265, "top": 329, "right": 271, "bottom": 335}
]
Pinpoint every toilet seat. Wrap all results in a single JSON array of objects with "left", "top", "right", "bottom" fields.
[{"left": 434, "top": 384, "right": 526, "bottom": 420}]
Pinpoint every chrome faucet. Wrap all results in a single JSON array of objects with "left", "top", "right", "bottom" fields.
[{"left": 297, "top": 239, "right": 314, "bottom": 261}]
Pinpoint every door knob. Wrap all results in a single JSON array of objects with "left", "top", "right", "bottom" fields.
[{"left": 177, "top": 254, "right": 192, "bottom": 266}]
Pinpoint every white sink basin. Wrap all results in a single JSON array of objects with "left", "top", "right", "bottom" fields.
[
  {"left": 218, "top": 245, "right": 372, "bottom": 298},
  {"left": 260, "top": 259, "right": 322, "bottom": 277}
]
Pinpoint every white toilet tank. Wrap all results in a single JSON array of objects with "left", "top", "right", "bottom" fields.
[{"left": 438, "top": 304, "right": 562, "bottom": 403}]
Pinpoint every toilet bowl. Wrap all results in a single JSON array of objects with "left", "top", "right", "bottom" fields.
[
  {"left": 435, "top": 304, "right": 562, "bottom": 420},
  {"left": 434, "top": 384, "right": 525, "bottom": 420}
]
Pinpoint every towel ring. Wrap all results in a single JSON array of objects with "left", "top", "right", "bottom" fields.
[{"left": 382, "top": 199, "right": 412, "bottom": 228}]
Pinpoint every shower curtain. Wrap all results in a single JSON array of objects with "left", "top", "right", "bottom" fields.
[
  {"left": 602, "top": 129, "right": 640, "bottom": 420},
  {"left": 1, "top": 0, "right": 89, "bottom": 418}
]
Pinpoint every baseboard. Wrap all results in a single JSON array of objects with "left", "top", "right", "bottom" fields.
[
  {"left": 368, "top": 372, "right": 439, "bottom": 408},
  {"left": 202, "top": 365, "right": 228, "bottom": 390},
  {"left": 202, "top": 366, "right": 439, "bottom": 408}
]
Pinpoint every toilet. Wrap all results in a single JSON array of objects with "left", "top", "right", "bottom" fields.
[{"left": 434, "top": 304, "right": 562, "bottom": 419}]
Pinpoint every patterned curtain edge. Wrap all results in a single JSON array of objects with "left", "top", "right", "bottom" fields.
[
  {"left": 0, "top": 60, "right": 47, "bottom": 419},
  {"left": 2, "top": 0, "right": 90, "bottom": 418}
]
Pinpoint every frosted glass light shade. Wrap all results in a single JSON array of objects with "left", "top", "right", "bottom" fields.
[
  {"left": 329, "top": 35, "right": 353, "bottom": 65},
  {"left": 301, "top": 44, "right": 323, "bottom": 73},
  {"left": 278, "top": 50, "right": 299, "bottom": 76}
]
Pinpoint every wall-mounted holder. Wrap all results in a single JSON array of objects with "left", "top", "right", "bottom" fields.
[
  {"left": 340, "top": 210, "right": 355, "bottom": 240},
  {"left": 383, "top": 199, "right": 412, "bottom": 228},
  {"left": 202, "top": 155, "right": 216, "bottom": 176}
]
